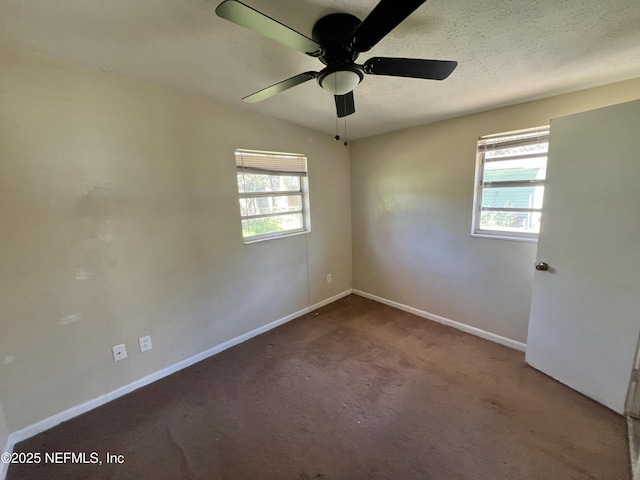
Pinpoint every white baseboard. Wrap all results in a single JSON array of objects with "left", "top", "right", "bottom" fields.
[
  {"left": 629, "top": 416, "right": 640, "bottom": 480},
  {"left": 2, "top": 288, "right": 353, "bottom": 478},
  {"left": 0, "top": 438, "right": 10, "bottom": 480},
  {"left": 352, "top": 289, "right": 526, "bottom": 352}
]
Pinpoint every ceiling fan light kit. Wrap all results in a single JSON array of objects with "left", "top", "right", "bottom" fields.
[
  {"left": 318, "top": 66, "right": 364, "bottom": 95},
  {"left": 216, "top": 0, "right": 457, "bottom": 118}
]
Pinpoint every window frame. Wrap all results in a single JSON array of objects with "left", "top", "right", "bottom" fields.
[
  {"left": 471, "top": 126, "right": 549, "bottom": 242},
  {"left": 235, "top": 149, "right": 311, "bottom": 243}
]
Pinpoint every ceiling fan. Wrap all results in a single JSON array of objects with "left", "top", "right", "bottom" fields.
[{"left": 215, "top": 0, "right": 457, "bottom": 118}]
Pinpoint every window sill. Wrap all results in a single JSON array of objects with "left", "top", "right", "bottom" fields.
[
  {"left": 243, "top": 229, "right": 310, "bottom": 245},
  {"left": 471, "top": 232, "right": 538, "bottom": 243}
]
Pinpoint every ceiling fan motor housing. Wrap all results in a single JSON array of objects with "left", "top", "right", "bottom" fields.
[
  {"left": 312, "top": 13, "right": 362, "bottom": 66},
  {"left": 312, "top": 13, "right": 365, "bottom": 94}
]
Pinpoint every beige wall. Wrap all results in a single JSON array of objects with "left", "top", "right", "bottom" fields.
[
  {"left": 351, "top": 77, "right": 640, "bottom": 344},
  {"left": 0, "top": 42, "right": 352, "bottom": 432}
]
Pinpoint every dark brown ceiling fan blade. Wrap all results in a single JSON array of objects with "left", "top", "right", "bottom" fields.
[
  {"left": 242, "top": 72, "right": 318, "bottom": 103},
  {"left": 364, "top": 57, "right": 457, "bottom": 80},
  {"left": 335, "top": 91, "right": 355, "bottom": 118},
  {"left": 216, "top": 0, "right": 323, "bottom": 56},
  {"left": 351, "top": 0, "right": 427, "bottom": 52}
]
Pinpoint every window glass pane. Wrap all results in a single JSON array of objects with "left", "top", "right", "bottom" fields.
[
  {"left": 239, "top": 195, "right": 303, "bottom": 217},
  {"left": 242, "top": 213, "right": 304, "bottom": 238},
  {"left": 484, "top": 157, "right": 547, "bottom": 180},
  {"left": 474, "top": 127, "right": 548, "bottom": 240},
  {"left": 234, "top": 149, "right": 309, "bottom": 242},
  {"left": 482, "top": 186, "right": 545, "bottom": 209},
  {"left": 479, "top": 210, "right": 541, "bottom": 234},
  {"left": 237, "top": 172, "right": 301, "bottom": 193}
]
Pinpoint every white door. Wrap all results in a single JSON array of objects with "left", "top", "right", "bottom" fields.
[{"left": 526, "top": 99, "right": 640, "bottom": 414}]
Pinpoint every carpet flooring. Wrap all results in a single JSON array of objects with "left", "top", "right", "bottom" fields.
[{"left": 8, "top": 294, "right": 630, "bottom": 479}]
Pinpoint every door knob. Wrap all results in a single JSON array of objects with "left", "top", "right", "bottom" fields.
[{"left": 535, "top": 262, "right": 549, "bottom": 271}]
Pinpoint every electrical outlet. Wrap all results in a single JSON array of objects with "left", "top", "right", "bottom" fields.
[
  {"left": 326, "top": 273, "right": 332, "bottom": 284},
  {"left": 138, "top": 335, "right": 152, "bottom": 353},
  {"left": 112, "top": 344, "right": 127, "bottom": 362}
]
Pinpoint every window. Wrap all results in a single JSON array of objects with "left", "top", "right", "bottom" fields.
[
  {"left": 235, "top": 149, "right": 310, "bottom": 242},
  {"left": 472, "top": 127, "right": 549, "bottom": 241}
]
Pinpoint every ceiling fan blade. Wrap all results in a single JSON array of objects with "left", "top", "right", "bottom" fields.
[
  {"left": 335, "top": 91, "right": 355, "bottom": 118},
  {"left": 242, "top": 72, "right": 318, "bottom": 103},
  {"left": 364, "top": 57, "right": 457, "bottom": 80},
  {"left": 216, "top": 0, "right": 322, "bottom": 56},
  {"left": 352, "top": 0, "right": 427, "bottom": 52}
]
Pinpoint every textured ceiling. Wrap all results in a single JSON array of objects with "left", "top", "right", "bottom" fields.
[{"left": 2, "top": 0, "right": 640, "bottom": 139}]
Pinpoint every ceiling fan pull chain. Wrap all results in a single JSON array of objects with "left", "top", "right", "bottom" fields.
[
  {"left": 343, "top": 109, "right": 348, "bottom": 146},
  {"left": 334, "top": 74, "right": 340, "bottom": 141}
]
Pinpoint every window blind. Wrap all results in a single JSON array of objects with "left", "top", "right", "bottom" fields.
[
  {"left": 477, "top": 129, "right": 549, "bottom": 152},
  {"left": 235, "top": 150, "right": 307, "bottom": 176}
]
